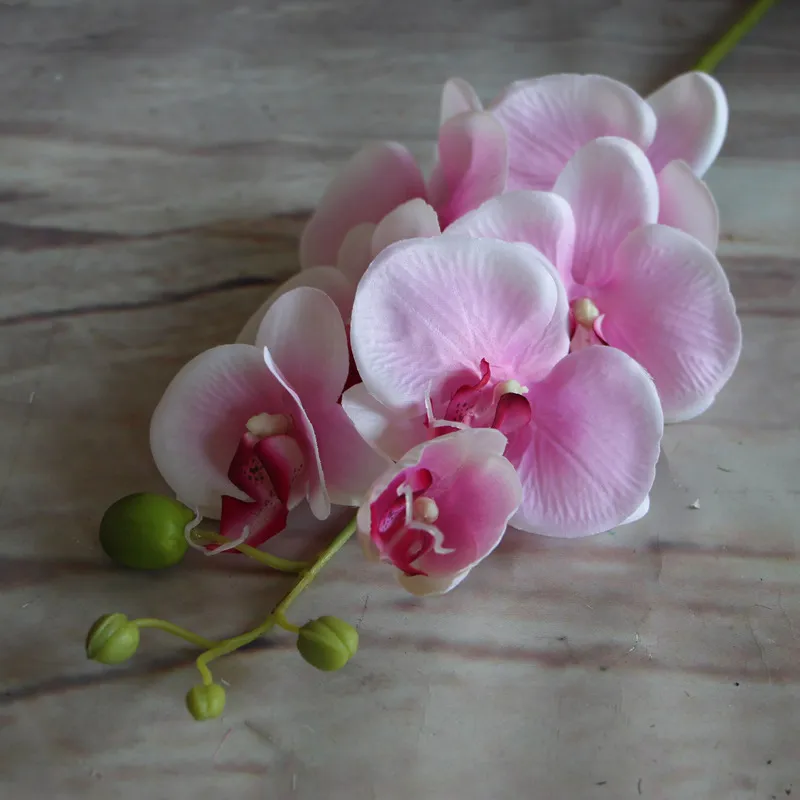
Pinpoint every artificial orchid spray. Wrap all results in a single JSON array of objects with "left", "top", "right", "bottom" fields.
[{"left": 85, "top": 1, "right": 776, "bottom": 721}]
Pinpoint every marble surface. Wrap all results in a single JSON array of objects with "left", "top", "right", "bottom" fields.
[{"left": 1, "top": 1, "right": 799, "bottom": 798}]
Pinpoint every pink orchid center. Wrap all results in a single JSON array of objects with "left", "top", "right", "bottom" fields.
[
  {"left": 215, "top": 412, "right": 305, "bottom": 552},
  {"left": 426, "top": 359, "right": 532, "bottom": 439},
  {"left": 570, "top": 297, "right": 608, "bottom": 350},
  {"left": 370, "top": 467, "right": 453, "bottom": 576}
]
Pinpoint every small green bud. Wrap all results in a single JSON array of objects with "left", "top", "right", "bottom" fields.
[
  {"left": 296, "top": 615, "right": 359, "bottom": 672},
  {"left": 86, "top": 613, "right": 140, "bottom": 665},
  {"left": 100, "top": 493, "right": 194, "bottom": 570},
  {"left": 186, "top": 683, "right": 226, "bottom": 721}
]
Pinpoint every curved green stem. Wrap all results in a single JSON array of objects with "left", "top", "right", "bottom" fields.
[
  {"left": 275, "top": 611, "right": 301, "bottom": 634},
  {"left": 694, "top": 0, "right": 780, "bottom": 73},
  {"left": 134, "top": 618, "right": 220, "bottom": 650},
  {"left": 193, "top": 516, "right": 358, "bottom": 684},
  {"left": 190, "top": 529, "right": 311, "bottom": 573}
]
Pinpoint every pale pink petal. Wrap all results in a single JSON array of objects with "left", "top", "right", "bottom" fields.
[
  {"left": 350, "top": 237, "right": 569, "bottom": 413},
  {"left": 647, "top": 72, "right": 728, "bottom": 176},
  {"left": 440, "top": 77, "right": 483, "bottom": 125},
  {"left": 299, "top": 142, "right": 426, "bottom": 269},
  {"left": 595, "top": 224, "right": 741, "bottom": 422},
  {"left": 371, "top": 199, "right": 441, "bottom": 258},
  {"left": 445, "top": 190, "right": 576, "bottom": 281},
  {"left": 305, "top": 403, "right": 390, "bottom": 507},
  {"left": 255, "top": 287, "right": 349, "bottom": 405},
  {"left": 506, "top": 347, "right": 663, "bottom": 537},
  {"left": 262, "top": 347, "right": 330, "bottom": 520},
  {"left": 150, "top": 344, "right": 288, "bottom": 517},
  {"left": 428, "top": 111, "right": 507, "bottom": 229},
  {"left": 336, "top": 222, "right": 377, "bottom": 284},
  {"left": 622, "top": 494, "right": 650, "bottom": 525},
  {"left": 553, "top": 137, "right": 659, "bottom": 287},
  {"left": 492, "top": 74, "right": 657, "bottom": 191},
  {"left": 656, "top": 160, "right": 719, "bottom": 252},
  {"left": 236, "top": 267, "right": 355, "bottom": 345},
  {"left": 341, "top": 383, "right": 430, "bottom": 460},
  {"left": 396, "top": 567, "right": 472, "bottom": 596}
]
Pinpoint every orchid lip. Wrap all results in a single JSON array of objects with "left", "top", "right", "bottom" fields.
[{"left": 424, "top": 361, "right": 531, "bottom": 439}]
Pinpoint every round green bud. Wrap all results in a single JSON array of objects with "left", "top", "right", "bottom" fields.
[
  {"left": 296, "top": 615, "right": 359, "bottom": 672},
  {"left": 186, "top": 683, "right": 226, "bottom": 721},
  {"left": 99, "top": 493, "right": 194, "bottom": 570},
  {"left": 86, "top": 613, "right": 140, "bottom": 665}
]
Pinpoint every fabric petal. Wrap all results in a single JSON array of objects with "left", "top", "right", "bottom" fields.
[
  {"left": 553, "top": 137, "right": 659, "bottom": 287},
  {"left": 236, "top": 267, "right": 355, "bottom": 345},
  {"left": 341, "top": 383, "right": 430, "bottom": 460},
  {"left": 646, "top": 72, "right": 728, "bottom": 176},
  {"left": 262, "top": 347, "right": 330, "bottom": 520},
  {"left": 305, "top": 403, "right": 390, "bottom": 507},
  {"left": 357, "top": 429, "right": 520, "bottom": 583},
  {"left": 440, "top": 77, "right": 483, "bottom": 125},
  {"left": 507, "top": 346, "right": 663, "bottom": 537},
  {"left": 396, "top": 567, "right": 472, "bottom": 596},
  {"left": 350, "top": 237, "right": 569, "bottom": 413},
  {"left": 492, "top": 74, "right": 657, "bottom": 192},
  {"left": 656, "top": 160, "right": 719, "bottom": 252},
  {"left": 427, "top": 111, "right": 508, "bottom": 229},
  {"left": 622, "top": 494, "right": 650, "bottom": 526},
  {"left": 150, "top": 344, "right": 288, "bottom": 517},
  {"left": 255, "top": 287, "right": 349, "bottom": 405},
  {"left": 416, "top": 442, "right": 521, "bottom": 575},
  {"left": 299, "top": 142, "right": 426, "bottom": 269},
  {"left": 595, "top": 224, "right": 741, "bottom": 422},
  {"left": 336, "top": 222, "right": 377, "bottom": 284},
  {"left": 371, "top": 199, "right": 441, "bottom": 258},
  {"left": 445, "top": 190, "right": 576, "bottom": 281}
]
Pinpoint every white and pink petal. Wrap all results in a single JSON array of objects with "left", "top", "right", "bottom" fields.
[
  {"left": 305, "top": 403, "right": 391, "bottom": 507},
  {"left": 445, "top": 190, "right": 576, "bottom": 282},
  {"left": 440, "top": 77, "right": 483, "bottom": 125},
  {"left": 427, "top": 111, "right": 508, "bottom": 229},
  {"left": 255, "top": 287, "right": 350, "bottom": 406},
  {"left": 646, "top": 71, "right": 728, "bottom": 177},
  {"left": 656, "top": 160, "right": 719, "bottom": 252},
  {"left": 336, "top": 223, "right": 377, "bottom": 284},
  {"left": 236, "top": 267, "right": 355, "bottom": 345},
  {"left": 492, "top": 73, "right": 657, "bottom": 191},
  {"left": 506, "top": 346, "right": 663, "bottom": 537},
  {"left": 299, "top": 142, "right": 426, "bottom": 269},
  {"left": 341, "top": 383, "right": 430, "bottom": 461},
  {"left": 553, "top": 137, "right": 659, "bottom": 287},
  {"left": 594, "top": 224, "right": 741, "bottom": 422},
  {"left": 371, "top": 199, "right": 441, "bottom": 257}
]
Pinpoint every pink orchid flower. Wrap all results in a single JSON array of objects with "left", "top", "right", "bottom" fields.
[
  {"left": 358, "top": 428, "right": 522, "bottom": 596},
  {"left": 150, "top": 286, "right": 388, "bottom": 550},
  {"left": 299, "top": 112, "right": 507, "bottom": 281},
  {"left": 446, "top": 136, "right": 742, "bottom": 423},
  {"left": 442, "top": 71, "right": 726, "bottom": 252},
  {"left": 343, "top": 236, "right": 664, "bottom": 537}
]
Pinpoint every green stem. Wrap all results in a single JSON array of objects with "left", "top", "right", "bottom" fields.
[
  {"left": 134, "top": 618, "right": 220, "bottom": 650},
  {"left": 190, "top": 529, "right": 311, "bottom": 573},
  {"left": 194, "top": 516, "right": 358, "bottom": 684},
  {"left": 694, "top": 0, "right": 780, "bottom": 73}
]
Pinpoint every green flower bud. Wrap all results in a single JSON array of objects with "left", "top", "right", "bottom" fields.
[
  {"left": 100, "top": 493, "right": 194, "bottom": 570},
  {"left": 85, "top": 613, "right": 140, "bottom": 665},
  {"left": 186, "top": 683, "right": 226, "bottom": 721},
  {"left": 296, "top": 615, "right": 359, "bottom": 672}
]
